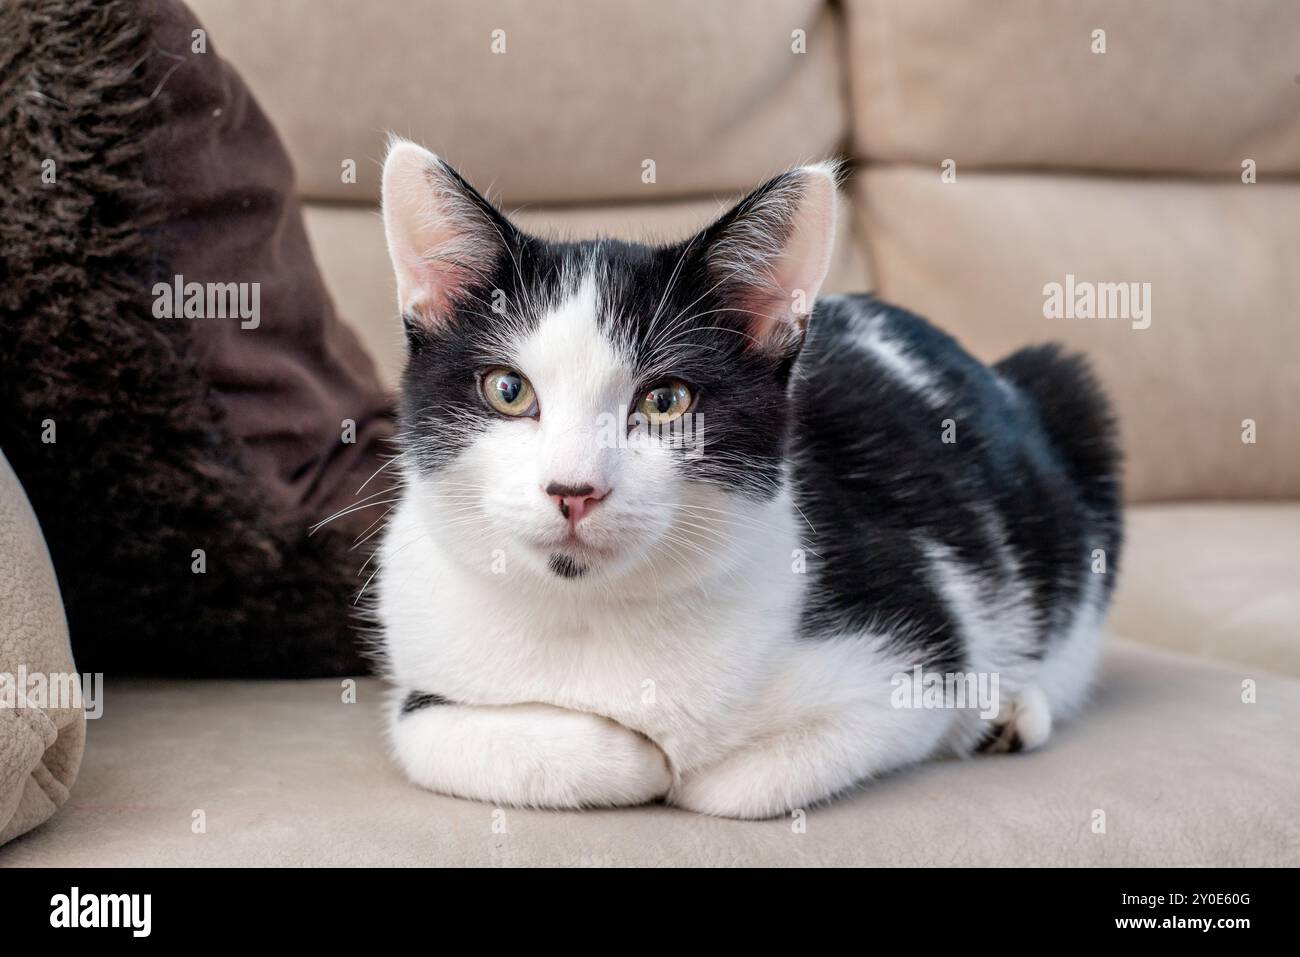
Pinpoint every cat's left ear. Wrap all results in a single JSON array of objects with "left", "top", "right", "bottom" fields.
[{"left": 695, "top": 163, "right": 840, "bottom": 353}]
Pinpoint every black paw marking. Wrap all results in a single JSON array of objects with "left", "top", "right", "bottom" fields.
[
  {"left": 977, "top": 723, "right": 1023, "bottom": 754},
  {"left": 401, "top": 690, "right": 451, "bottom": 715}
]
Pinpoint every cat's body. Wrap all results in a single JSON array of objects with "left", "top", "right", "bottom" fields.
[{"left": 376, "top": 141, "right": 1121, "bottom": 819}]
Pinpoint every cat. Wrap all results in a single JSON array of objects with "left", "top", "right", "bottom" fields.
[{"left": 374, "top": 138, "right": 1122, "bottom": 819}]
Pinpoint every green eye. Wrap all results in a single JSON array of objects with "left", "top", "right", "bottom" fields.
[
  {"left": 634, "top": 380, "right": 693, "bottom": 425},
  {"left": 482, "top": 368, "right": 536, "bottom": 416}
]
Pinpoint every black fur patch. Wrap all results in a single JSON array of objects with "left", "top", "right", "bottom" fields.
[
  {"left": 976, "top": 721, "right": 1025, "bottom": 755},
  {"left": 548, "top": 554, "right": 587, "bottom": 579},
  {"left": 791, "top": 295, "right": 1122, "bottom": 671},
  {"left": 400, "top": 219, "right": 798, "bottom": 502}
]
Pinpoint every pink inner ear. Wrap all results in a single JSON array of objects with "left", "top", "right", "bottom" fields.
[
  {"left": 390, "top": 208, "right": 482, "bottom": 329},
  {"left": 395, "top": 245, "right": 465, "bottom": 328},
  {"left": 706, "top": 166, "right": 838, "bottom": 353},
  {"left": 735, "top": 284, "right": 809, "bottom": 353},
  {"left": 382, "top": 142, "right": 501, "bottom": 329}
]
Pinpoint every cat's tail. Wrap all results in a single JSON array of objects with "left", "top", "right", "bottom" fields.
[{"left": 994, "top": 344, "right": 1123, "bottom": 520}]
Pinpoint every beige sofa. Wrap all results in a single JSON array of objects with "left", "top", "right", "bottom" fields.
[{"left": 2, "top": 0, "right": 1298, "bottom": 865}]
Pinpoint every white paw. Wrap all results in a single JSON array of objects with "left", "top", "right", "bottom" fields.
[
  {"left": 552, "top": 710, "right": 673, "bottom": 808},
  {"left": 980, "top": 684, "right": 1052, "bottom": 754},
  {"left": 669, "top": 758, "right": 796, "bottom": 820},
  {"left": 1010, "top": 685, "right": 1052, "bottom": 750},
  {"left": 391, "top": 703, "right": 671, "bottom": 809}
]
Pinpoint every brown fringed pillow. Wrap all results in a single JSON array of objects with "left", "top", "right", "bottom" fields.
[{"left": 0, "top": 0, "right": 395, "bottom": 676}]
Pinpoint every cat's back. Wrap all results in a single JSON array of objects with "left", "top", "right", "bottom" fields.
[
  {"left": 792, "top": 293, "right": 1038, "bottom": 500},
  {"left": 789, "top": 293, "right": 1123, "bottom": 673},
  {"left": 793, "top": 292, "right": 1120, "bottom": 526}
]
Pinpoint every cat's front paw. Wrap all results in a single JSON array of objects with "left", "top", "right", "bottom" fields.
[
  {"left": 561, "top": 711, "right": 673, "bottom": 808},
  {"left": 669, "top": 759, "right": 798, "bottom": 820},
  {"left": 391, "top": 702, "right": 671, "bottom": 809}
]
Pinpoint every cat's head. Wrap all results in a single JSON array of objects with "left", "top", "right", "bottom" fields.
[{"left": 381, "top": 138, "right": 837, "bottom": 589}]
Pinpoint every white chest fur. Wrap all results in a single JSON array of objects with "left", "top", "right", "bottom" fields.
[{"left": 377, "top": 488, "right": 807, "bottom": 771}]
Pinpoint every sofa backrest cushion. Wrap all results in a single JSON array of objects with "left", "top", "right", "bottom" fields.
[
  {"left": 844, "top": 0, "right": 1300, "bottom": 501},
  {"left": 844, "top": 0, "right": 1300, "bottom": 175},
  {"left": 187, "top": 0, "right": 849, "bottom": 205}
]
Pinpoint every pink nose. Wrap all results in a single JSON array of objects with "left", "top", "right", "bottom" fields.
[{"left": 544, "top": 482, "right": 609, "bottom": 525}]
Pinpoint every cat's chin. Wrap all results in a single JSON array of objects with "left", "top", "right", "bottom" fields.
[{"left": 526, "top": 537, "right": 621, "bottom": 579}]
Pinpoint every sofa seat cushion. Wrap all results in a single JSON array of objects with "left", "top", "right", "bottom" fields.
[
  {"left": 1, "top": 641, "right": 1296, "bottom": 866},
  {"left": 1113, "top": 503, "right": 1300, "bottom": 678},
  {"left": 0, "top": 452, "right": 83, "bottom": 846}
]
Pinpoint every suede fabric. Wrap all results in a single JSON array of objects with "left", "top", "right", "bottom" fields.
[
  {"left": 0, "top": 453, "right": 83, "bottom": 845},
  {"left": 2, "top": 639, "right": 1296, "bottom": 866},
  {"left": 0, "top": 0, "right": 395, "bottom": 678},
  {"left": 1110, "top": 503, "right": 1300, "bottom": 678},
  {"left": 143, "top": 0, "right": 396, "bottom": 534},
  {"left": 843, "top": 0, "right": 1300, "bottom": 174},
  {"left": 187, "top": 0, "right": 849, "bottom": 205}
]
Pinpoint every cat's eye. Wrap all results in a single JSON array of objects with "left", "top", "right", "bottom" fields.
[
  {"left": 481, "top": 367, "right": 537, "bottom": 417},
  {"left": 633, "top": 379, "right": 693, "bottom": 425}
]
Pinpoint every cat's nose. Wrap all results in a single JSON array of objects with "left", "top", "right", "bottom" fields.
[{"left": 544, "top": 481, "right": 609, "bottom": 525}]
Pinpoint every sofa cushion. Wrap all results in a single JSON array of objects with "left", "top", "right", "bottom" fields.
[
  {"left": 1112, "top": 503, "right": 1300, "bottom": 678},
  {"left": 0, "top": 452, "right": 83, "bottom": 846},
  {"left": 188, "top": 0, "right": 848, "bottom": 205},
  {"left": 0, "top": 0, "right": 393, "bottom": 677},
  {"left": 854, "top": 166, "right": 1300, "bottom": 503},
  {"left": 305, "top": 196, "right": 873, "bottom": 390},
  {"left": 1, "top": 641, "right": 1295, "bottom": 866},
  {"left": 145, "top": 3, "right": 395, "bottom": 537},
  {"left": 844, "top": 0, "right": 1300, "bottom": 175}
]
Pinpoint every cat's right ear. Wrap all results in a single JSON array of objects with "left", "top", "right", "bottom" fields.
[{"left": 381, "top": 138, "right": 515, "bottom": 330}]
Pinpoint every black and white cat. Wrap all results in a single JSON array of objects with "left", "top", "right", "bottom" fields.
[{"left": 375, "top": 138, "right": 1122, "bottom": 819}]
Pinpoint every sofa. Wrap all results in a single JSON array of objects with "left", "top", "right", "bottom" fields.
[{"left": 2, "top": 0, "right": 1297, "bottom": 866}]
